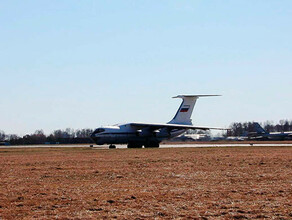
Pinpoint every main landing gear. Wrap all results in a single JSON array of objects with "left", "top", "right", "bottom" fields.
[
  {"left": 109, "top": 144, "right": 116, "bottom": 149},
  {"left": 144, "top": 142, "right": 160, "bottom": 148},
  {"left": 127, "top": 143, "right": 143, "bottom": 148}
]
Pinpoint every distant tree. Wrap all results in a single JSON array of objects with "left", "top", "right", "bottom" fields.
[
  {"left": 8, "top": 134, "right": 19, "bottom": 140},
  {"left": 34, "top": 129, "right": 44, "bottom": 136},
  {"left": 228, "top": 122, "right": 245, "bottom": 136},
  {"left": 7, "top": 134, "right": 21, "bottom": 145},
  {"left": 61, "top": 128, "right": 75, "bottom": 138},
  {"left": 22, "top": 134, "right": 31, "bottom": 144},
  {"left": 283, "top": 120, "right": 289, "bottom": 132},
  {"left": 0, "top": 127, "right": 95, "bottom": 145},
  {"left": 279, "top": 120, "right": 286, "bottom": 132},
  {"left": 46, "top": 134, "right": 56, "bottom": 143},
  {"left": 53, "top": 130, "right": 63, "bottom": 139},
  {"left": 33, "top": 130, "right": 46, "bottom": 143},
  {"left": 0, "top": 130, "right": 6, "bottom": 141},
  {"left": 263, "top": 121, "right": 274, "bottom": 133},
  {"left": 75, "top": 128, "right": 93, "bottom": 138}
]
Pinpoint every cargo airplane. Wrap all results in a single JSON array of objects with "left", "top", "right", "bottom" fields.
[{"left": 91, "top": 95, "right": 225, "bottom": 148}]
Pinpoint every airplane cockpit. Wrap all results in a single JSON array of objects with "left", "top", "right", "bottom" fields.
[{"left": 91, "top": 128, "right": 105, "bottom": 136}]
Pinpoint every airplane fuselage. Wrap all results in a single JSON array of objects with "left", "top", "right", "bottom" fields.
[
  {"left": 249, "top": 132, "right": 292, "bottom": 141},
  {"left": 91, "top": 123, "right": 186, "bottom": 146}
]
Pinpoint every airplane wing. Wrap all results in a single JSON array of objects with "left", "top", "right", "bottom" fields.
[{"left": 130, "top": 122, "right": 226, "bottom": 131}]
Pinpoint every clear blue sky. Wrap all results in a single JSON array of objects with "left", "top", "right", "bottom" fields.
[{"left": 1, "top": 1, "right": 292, "bottom": 135}]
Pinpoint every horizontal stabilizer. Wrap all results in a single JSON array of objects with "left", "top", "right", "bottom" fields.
[{"left": 173, "top": 95, "right": 221, "bottom": 98}]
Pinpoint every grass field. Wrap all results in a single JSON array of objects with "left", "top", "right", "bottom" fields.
[{"left": 0, "top": 146, "right": 291, "bottom": 219}]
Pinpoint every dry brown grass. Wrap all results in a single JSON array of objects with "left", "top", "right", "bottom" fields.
[{"left": 0, "top": 146, "right": 292, "bottom": 219}]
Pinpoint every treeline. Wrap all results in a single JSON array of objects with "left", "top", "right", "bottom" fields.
[
  {"left": 0, "top": 128, "right": 94, "bottom": 145},
  {"left": 228, "top": 120, "right": 292, "bottom": 136}
]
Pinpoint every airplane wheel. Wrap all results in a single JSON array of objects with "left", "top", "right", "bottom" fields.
[
  {"left": 127, "top": 143, "right": 143, "bottom": 148},
  {"left": 109, "top": 144, "right": 116, "bottom": 149}
]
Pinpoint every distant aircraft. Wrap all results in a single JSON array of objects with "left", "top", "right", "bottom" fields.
[
  {"left": 91, "top": 95, "right": 226, "bottom": 148},
  {"left": 247, "top": 122, "right": 292, "bottom": 140}
]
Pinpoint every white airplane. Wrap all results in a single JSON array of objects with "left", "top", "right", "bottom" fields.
[{"left": 91, "top": 95, "right": 225, "bottom": 148}]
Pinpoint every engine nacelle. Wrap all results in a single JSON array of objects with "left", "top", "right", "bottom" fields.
[
  {"left": 152, "top": 130, "right": 159, "bottom": 137},
  {"left": 136, "top": 129, "right": 160, "bottom": 137},
  {"left": 136, "top": 130, "right": 142, "bottom": 136}
]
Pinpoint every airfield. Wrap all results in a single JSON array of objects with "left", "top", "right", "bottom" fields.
[{"left": 1, "top": 144, "right": 292, "bottom": 219}]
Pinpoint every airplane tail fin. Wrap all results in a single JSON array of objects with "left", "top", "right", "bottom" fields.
[
  {"left": 253, "top": 122, "right": 267, "bottom": 134},
  {"left": 168, "top": 95, "right": 220, "bottom": 125}
]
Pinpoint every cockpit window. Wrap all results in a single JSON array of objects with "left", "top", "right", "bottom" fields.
[{"left": 93, "top": 128, "right": 105, "bottom": 134}]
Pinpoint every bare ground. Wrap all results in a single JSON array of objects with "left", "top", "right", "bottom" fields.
[{"left": 0, "top": 146, "right": 291, "bottom": 219}]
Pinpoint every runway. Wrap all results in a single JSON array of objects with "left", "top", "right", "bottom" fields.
[{"left": 1, "top": 143, "right": 292, "bottom": 149}]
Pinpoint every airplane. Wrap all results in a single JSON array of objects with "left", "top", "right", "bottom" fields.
[
  {"left": 91, "top": 95, "right": 226, "bottom": 148},
  {"left": 247, "top": 122, "right": 292, "bottom": 141}
]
